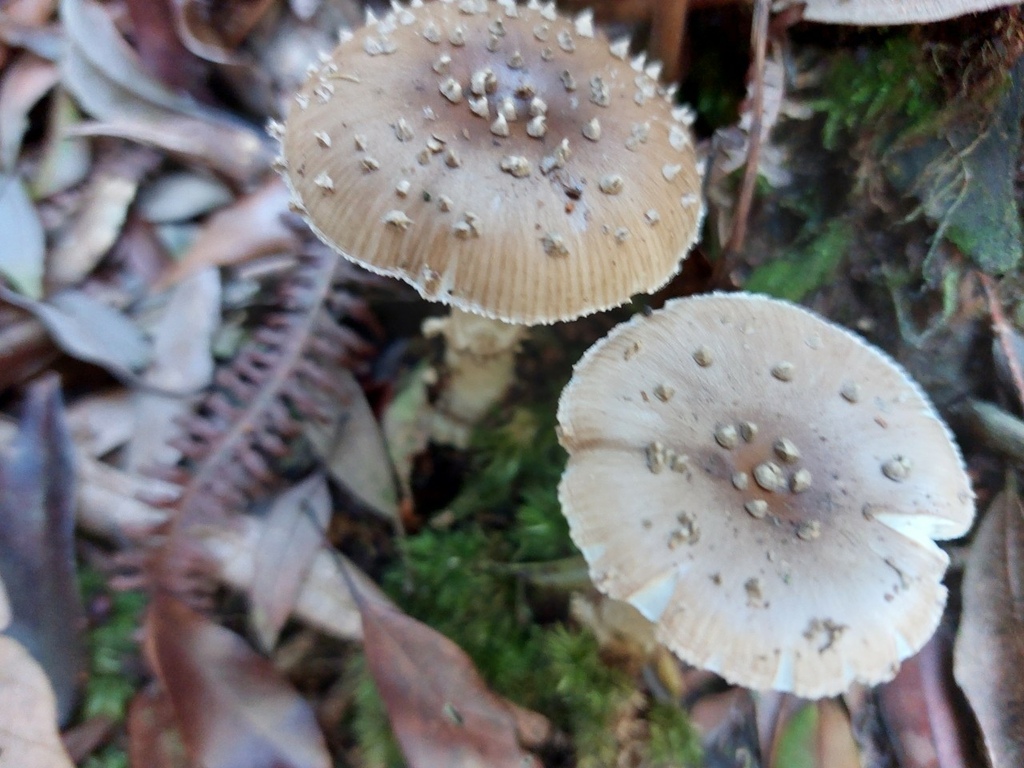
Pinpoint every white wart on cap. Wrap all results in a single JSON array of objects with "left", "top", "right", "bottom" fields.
[
  {"left": 279, "top": 0, "right": 703, "bottom": 324},
  {"left": 774, "top": 0, "right": 1021, "bottom": 24},
  {"left": 557, "top": 293, "right": 975, "bottom": 698}
]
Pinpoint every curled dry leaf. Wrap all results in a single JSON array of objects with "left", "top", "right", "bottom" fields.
[
  {"left": 353, "top": 581, "right": 546, "bottom": 768},
  {"left": 0, "top": 53, "right": 58, "bottom": 170},
  {"left": 955, "top": 488, "right": 1024, "bottom": 768},
  {"left": 199, "top": 515, "right": 379, "bottom": 642},
  {"left": 0, "top": 375, "right": 85, "bottom": 724},
  {"left": 0, "top": 173, "right": 45, "bottom": 297},
  {"left": 156, "top": 177, "right": 300, "bottom": 289},
  {"left": 67, "top": 115, "right": 271, "bottom": 186},
  {"left": 0, "top": 287, "right": 152, "bottom": 382},
  {"left": 31, "top": 87, "right": 92, "bottom": 199},
  {"left": 145, "top": 592, "right": 331, "bottom": 768},
  {"left": 249, "top": 472, "right": 331, "bottom": 652},
  {"left": 175, "top": 0, "right": 277, "bottom": 51},
  {"left": 76, "top": 455, "right": 174, "bottom": 539},
  {"left": 127, "top": 266, "right": 219, "bottom": 472},
  {"left": 47, "top": 144, "right": 160, "bottom": 287},
  {"left": 305, "top": 367, "right": 399, "bottom": 521},
  {"left": 59, "top": 0, "right": 203, "bottom": 120}
]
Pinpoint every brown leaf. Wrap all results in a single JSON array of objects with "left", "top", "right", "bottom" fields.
[
  {"left": 145, "top": 592, "right": 331, "bottom": 768},
  {"left": 250, "top": 473, "right": 331, "bottom": 651},
  {"left": 879, "top": 629, "right": 973, "bottom": 768},
  {"left": 0, "top": 375, "right": 85, "bottom": 724},
  {"left": 156, "top": 177, "right": 300, "bottom": 289},
  {"left": 954, "top": 488, "right": 1024, "bottom": 768},
  {"left": 125, "top": 0, "right": 208, "bottom": 94},
  {"left": 354, "top": 582, "right": 545, "bottom": 768},
  {"left": 187, "top": 0, "right": 277, "bottom": 49},
  {"left": 127, "top": 683, "right": 195, "bottom": 768}
]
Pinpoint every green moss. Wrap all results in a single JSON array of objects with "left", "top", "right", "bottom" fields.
[
  {"left": 648, "top": 701, "right": 703, "bottom": 768},
  {"left": 82, "top": 747, "right": 129, "bottom": 768},
  {"left": 816, "top": 37, "right": 944, "bottom": 151},
  {"left": 79, "top": 569, "right": 147, "bottom": 722},
  {"left": 744, "top": 220, "right": 853, "bottom": 302},
  {"left": 350, "top": 403, "right": 701, "bottom": 765}
]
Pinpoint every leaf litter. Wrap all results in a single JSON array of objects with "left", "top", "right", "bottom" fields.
[{"left": 2, "top": 1, "right": 1024, "bottom": 767}]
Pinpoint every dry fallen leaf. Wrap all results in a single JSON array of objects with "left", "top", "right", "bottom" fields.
[
  {"left": 0, "top": 634, "right": 75, "bottom": 768},
  {"left": 955, "top": 488, "right": 1024, "bottom": 768},
  {"left": 879, "top": 629, "right": 973, "bottom": 768},
  {"left": 47, "top": 144, "right": 160, "bottom": 287},
  {"left": 156, "top": 177, "right": 300, "bottom": 289},
  {"left": 145, "top": 592, "right": 331, "bottom": 768},
  {"left": 0, "top": 557, "right": 74, "bottom": 768},
  {"left": 127, "top": 266, "right": 219, "bottom": 472},
  {"left": 0, "top": 287, "right": 152, "bottom": 382},
  {"left": 68, "top": 114, "right": 271, "bottom": 186},
  {"left": 306, "top": 367, "right": 400, "bottom": 521},
  {"left": 354, "top": 580, "right": 545, "bottom": 768},
  {"left": 127, "top": 683, "right": 192, "bottom": 768},
  {"left": 0, "top": 375, "right": 85, "bottom": 724},
  {"left": 0, "top": 173, "right": 45, "bottom": 297},
  {"left": 200, "top": 515, "right": 377, "bottom": 642},
  {"left": 249, "top": 472, "right": 331, "bottom": 651},
  {"left": 0, "top": 52, "right": 58, "bottom": 170}
]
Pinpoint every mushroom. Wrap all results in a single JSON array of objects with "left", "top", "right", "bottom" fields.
[
  {"left": 557, "top": 293, "right": 975, "bottom": 697},
  {"left": 277, "top": 0, "right": 703, "bottom": 443},
  {"left": 773, "top": 0, "right": 1021, "bottom": 24}
]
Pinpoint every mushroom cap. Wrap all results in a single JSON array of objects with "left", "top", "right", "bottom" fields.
[
  {"left": 773, "top": 0, "right": 1021, "bottom": 24},
  {"left": 557, "top": 293, "right": 975, "bottom": 698},
  {"left": 279, "top": 0, "right": 703, "bottom": 324}
]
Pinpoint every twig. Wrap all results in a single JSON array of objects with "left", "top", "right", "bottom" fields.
[
  {"left": 724, "top": 0, "right": 770, "bottom": 256},
  {"left": 978, "top": 271, "right": 1024, "bottom": 413}
]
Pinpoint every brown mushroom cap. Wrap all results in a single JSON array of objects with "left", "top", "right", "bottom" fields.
[
  {"left": 774, "top": 0, "right": 1021, "bottom": 24},
  {"left": 279, "top": 0, "right": 703, "bottom": 324},
  {"left": 557, "top": 293, "right": 974, "bottom": 698}
]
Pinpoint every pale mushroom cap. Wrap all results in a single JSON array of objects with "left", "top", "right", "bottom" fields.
[
  {"left": 557, "top": 293, "right": 975, "bottom": 697},
  {"left": 774, "top": 0, "right": 1021, "bottom": 24},
  {"left": 280, "top": 0, "right": 703, "bottom": 324}
]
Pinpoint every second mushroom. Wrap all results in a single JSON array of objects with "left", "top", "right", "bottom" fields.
[{"left": 557, "top": 293, "right": 975, "bottom": 698}]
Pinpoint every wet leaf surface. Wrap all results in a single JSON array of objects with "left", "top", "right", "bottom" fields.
[
  {"left": 0, "top": 376, "right": 85, "bottom": 724},
  {"left": 955, "top": 488, "right": 1024, "bottom": 768},
  {"left": 145, "top": 592, "right": 331, "bottom": 768}
]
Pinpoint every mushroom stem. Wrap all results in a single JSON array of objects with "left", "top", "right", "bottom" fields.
[
  {"left": 649, "top": 0, "right": 689, "bottom": 84},
  {"left": 423, "top": 309, "right": 526, "bottom": 447}
]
